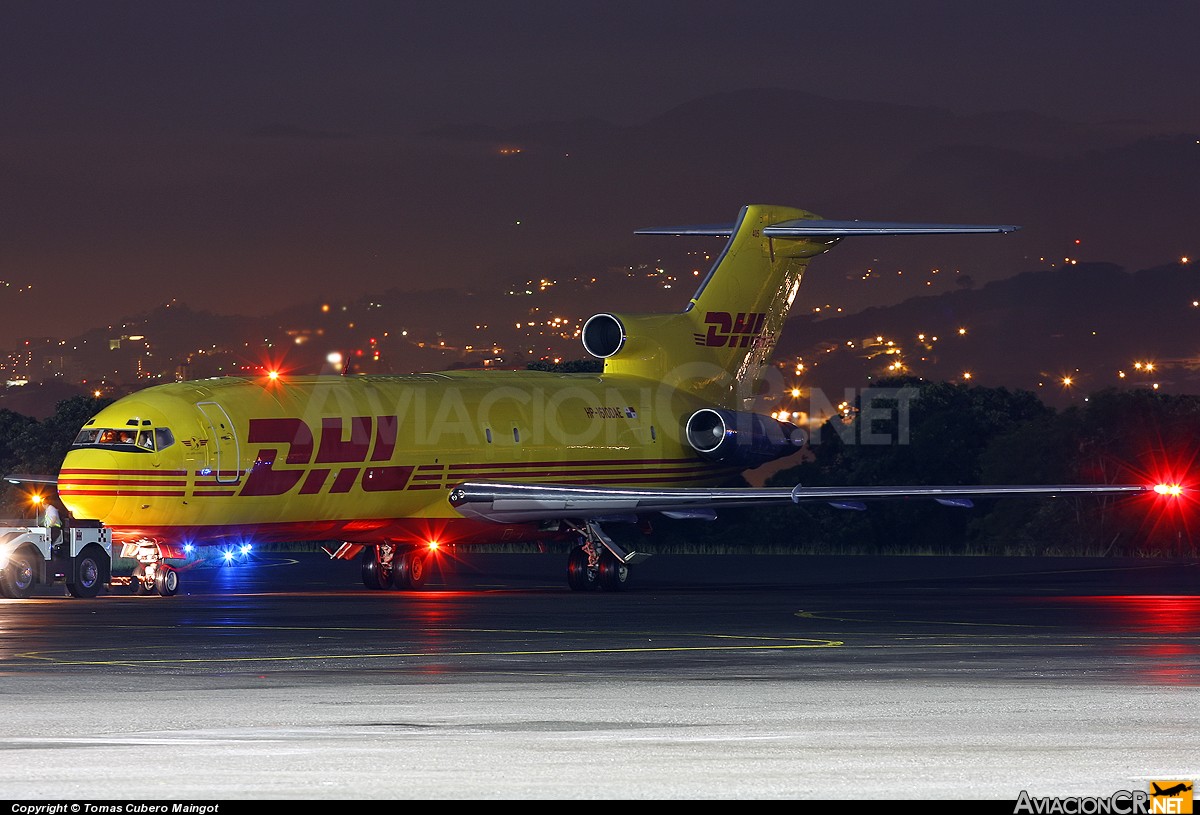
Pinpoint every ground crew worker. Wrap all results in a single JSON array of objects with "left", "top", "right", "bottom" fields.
[{"left": 44, "top": 500, "right": 63, "bottom": 548}]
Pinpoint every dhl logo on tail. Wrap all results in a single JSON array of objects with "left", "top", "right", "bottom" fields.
[{"left": 695, "top": 311, "right": 770, "bottom": 348}]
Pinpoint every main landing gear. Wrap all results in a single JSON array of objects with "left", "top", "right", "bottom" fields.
[
  {"left": 565, "top": 520, "right": 650, "bottom": 592},
  {"left": 361, "top": 542, "right": 430, "bottom": 591},
  {"left": 353, "top": 523, "right": 650, "bottom": 594}
]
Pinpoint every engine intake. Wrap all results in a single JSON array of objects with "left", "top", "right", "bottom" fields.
[
  {"left": 686, "top": 408, "right": 807, "bottom": 468},
  {"left": 581, "top": 313, "right": 626, "bottom": 358}
]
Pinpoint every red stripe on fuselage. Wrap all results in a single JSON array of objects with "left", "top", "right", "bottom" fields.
[
  {"left": 58, "top": 478, "right": 189, "bottom": 487},
  {"left": 59, "top": 489, "right": 188, "bottom": 497},
  {"left": 59, "top": 468, "right": 188, "bottom": 477}
]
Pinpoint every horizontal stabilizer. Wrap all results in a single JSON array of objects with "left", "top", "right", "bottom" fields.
[
  {"left": 829, "top": 501, "right": 867, "bottom": 511},
  {"left": 634, "top": 224, "right": 740, "bottom": 237},
  {"left": 935, "top": 497, "right": 975, "bottom": 508},
  {"left": 635, "top": 220, "right": 1020, "bottom": 238}
]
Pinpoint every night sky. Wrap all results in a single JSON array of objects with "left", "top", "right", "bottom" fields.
[{"left": 2, "top": 1, "right": 1197, "bottom": 349}]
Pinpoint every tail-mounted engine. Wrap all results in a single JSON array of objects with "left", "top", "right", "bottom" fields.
[
  {"left": 582, "top": 313, "right": 630, "bottom": 358},
  {"left": 685, "top": 407, "right": 807, "bottom": 468}
]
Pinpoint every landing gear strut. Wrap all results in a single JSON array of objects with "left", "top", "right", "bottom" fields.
[{"left": 565, "top": 520, "right": 648, "bottom": 592}]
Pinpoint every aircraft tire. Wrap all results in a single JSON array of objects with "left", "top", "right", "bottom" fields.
[
  {"left": 66, "top": 544, "right": 107, "bottom": 598},
  {"left": 405, "top": 551, "right": 428, "bottom": 590},
  {"left": 131, "top": 564, "right": 154, "bottom": 595},
  {"left": 0, "top": 546, "right": 37, "bottom": 599},
  {"left": 361, "top": 550, "right": 389, "bottom": 590},
  {"left": 389, "top": 557, "right": 407, "bottom": 589},
  {"left": 390, "top": 550, "right": 427, "bottom": 590},
  {"left": 154, "top": 565, "right": 180, "bottom": 597},
  {"left": 566, "top": 546, "right": 597, "bottom": 592},
  {"left": 597, "top": 553, "right": 629, "bottom": 592}
]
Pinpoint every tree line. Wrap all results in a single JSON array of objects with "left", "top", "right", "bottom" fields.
[{"left": 0, "top": 395, "right": 113, "bottom": 519}]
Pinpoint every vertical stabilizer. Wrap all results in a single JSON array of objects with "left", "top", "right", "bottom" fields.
[
  {"left": 680, "top": 204, "right": 837, "bottom": 405},
  {"left": 581, "top": 204, "right": 1017, "bottom": 409}
]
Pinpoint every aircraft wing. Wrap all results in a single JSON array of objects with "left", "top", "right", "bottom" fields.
[
  {"left": 447, "top": 481, "right": 1150, "bottom": 524},
  {"left": 5, "top": 473, "right": 59, "bottom": 486}
]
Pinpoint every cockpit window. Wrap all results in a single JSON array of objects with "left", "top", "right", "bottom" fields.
[
  {"left": 99, "top": 429, "right": 136, "bottom": 445},
  {"left": 72, "top": 427, "right": 175, "bottom": 452},
  {"left": 73, "top": 429, "right": 99, "bottom": 445}
]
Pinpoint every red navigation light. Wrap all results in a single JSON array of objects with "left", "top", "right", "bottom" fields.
[
  {"left": 1153, "top": 483, "right": 1184, "bottom": 497},
  {"left": 257, "top": 348, "right": 296, "bottom": 382},
  {"left": 425, "top": 540, "right": 441, "bottom": 552}
]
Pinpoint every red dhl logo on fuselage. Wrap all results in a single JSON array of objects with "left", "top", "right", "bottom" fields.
[
  {"left": 694, "top": 311, "right": 768, "bottom": 348},
  {"left": 240, "top": 416, "right": 406, "bottom": 496}
]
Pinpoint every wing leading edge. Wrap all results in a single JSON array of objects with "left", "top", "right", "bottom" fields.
[
  {"left": 447, "top": 481, "right": 1149, "bottom": 525},
  {"left": 5, "top": 473, "right": 59, "bottom": 486}
]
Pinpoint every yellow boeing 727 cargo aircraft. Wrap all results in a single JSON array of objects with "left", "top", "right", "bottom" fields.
[{"left": 33, "top": 205, "right": 1155, "bottom": 595}]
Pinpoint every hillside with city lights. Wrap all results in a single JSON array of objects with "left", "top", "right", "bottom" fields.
[{"left": 2, "top": 255, "right": 1194, "bottom": 421}]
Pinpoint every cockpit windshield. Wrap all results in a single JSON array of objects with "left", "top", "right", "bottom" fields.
[{"left": 72, "top": 427, "right": 176, "bottom": 452}]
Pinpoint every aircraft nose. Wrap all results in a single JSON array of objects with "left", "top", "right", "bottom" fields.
[{"left": 58, "top": 449, "right": 118, "bottom": 521}]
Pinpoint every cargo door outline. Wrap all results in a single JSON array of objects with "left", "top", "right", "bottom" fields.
[{"left": 196, "top": 401, "right": 241, "bottom": 484}]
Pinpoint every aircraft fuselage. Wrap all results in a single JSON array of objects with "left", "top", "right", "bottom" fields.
[{"left": 58, "top": 370, "right": 735, "bottom": 551}]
